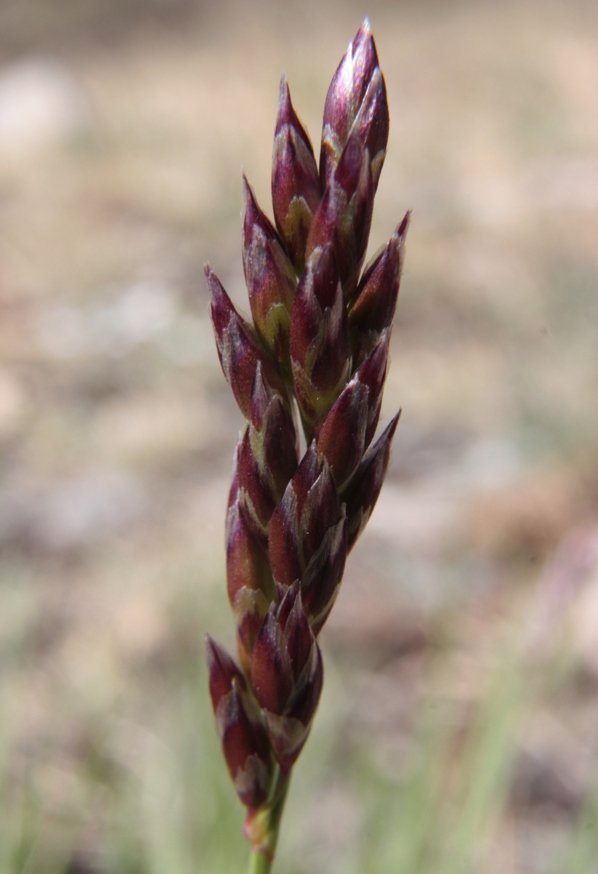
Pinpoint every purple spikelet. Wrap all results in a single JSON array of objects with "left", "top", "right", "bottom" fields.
[{"left": 204, "top": 20, "right": 409, "bottom": 861}]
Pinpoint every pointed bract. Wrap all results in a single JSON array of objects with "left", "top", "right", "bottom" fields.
[
  {"left": 301, "top": 506, "right": 346, "bottom": 634},
  {"left": 268, "top": 445, "right": 328, "bottom": 590},
  {"left": 247, "top": 366, "right": 299, "bottom": 506},
  {"left": 356, "top": 330, "right": 390, "bottom": 446},
  {"left": 206, "top": 634, "right": 247, "bottom": 708},
  {"left": 205, "top": 636, "right": 274, "bottom": 808},
  {"left": 226, "top": 492, "right": 275, "bottom": 662},
  {"left": 320, "top": 19, "right": 389, "bottom": 191},
  {"left": 307, "top": 135, "right": 374, "bottom": 302},
  {"left": 316, "top": 380, "right": 369, "bottom": 487},
  {"left": 236, "top": 428, "right": 276, "bottom": 541},
  {"left": 343, "top": 411, "right": 401, "bottom": 550},
  {"left": 349, "top": 212, "right": 409, "bottom": 365},
  {"left": 272, "top": 78, "right": 322, "bottom": 273},
  {"left": 290, "top": 244, "right": 351, "bottom": 437},
  {"left": 226, "top": 493, "right": 273, "bottom": 603},
  {"left": 268, "top": 445, "right": 347, "bottom": 629},
  {"left": 207, "top": 266, "right": 285, "bottom": 417},
  {"left": 316, "top": 331, "right": 389, "bottom": 486},
  {"left": 242, "top": 177, "right": 296, "bottom": 371},
  {"left": 251, "top": 606, "right": 293, "bottom": 714},
  {"left": 219, "top": 683, "right": 273, "bottom": 808},
  {"left": 251, "top": 585, "right": 323, "bottom": 770}
]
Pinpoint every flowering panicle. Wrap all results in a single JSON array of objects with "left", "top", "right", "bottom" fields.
[{"left": 204, "top": 19, "right": 408, "bottom": 866}]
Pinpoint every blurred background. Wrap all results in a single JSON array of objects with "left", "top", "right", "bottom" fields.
[{"left": 0, "top": 0, "right": 597, "bottom": 871}]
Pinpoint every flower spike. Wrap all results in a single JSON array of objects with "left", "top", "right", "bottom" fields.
[{"left": 205, "top": 21, "right": 408, "bottom": 868}]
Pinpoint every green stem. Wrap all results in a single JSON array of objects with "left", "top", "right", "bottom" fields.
[
  {"left": 248, "top": 848, "right": 273, "bottom": 874},
  {"left": 246, "top": 768, "right": 291, "bottom": 874}
]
